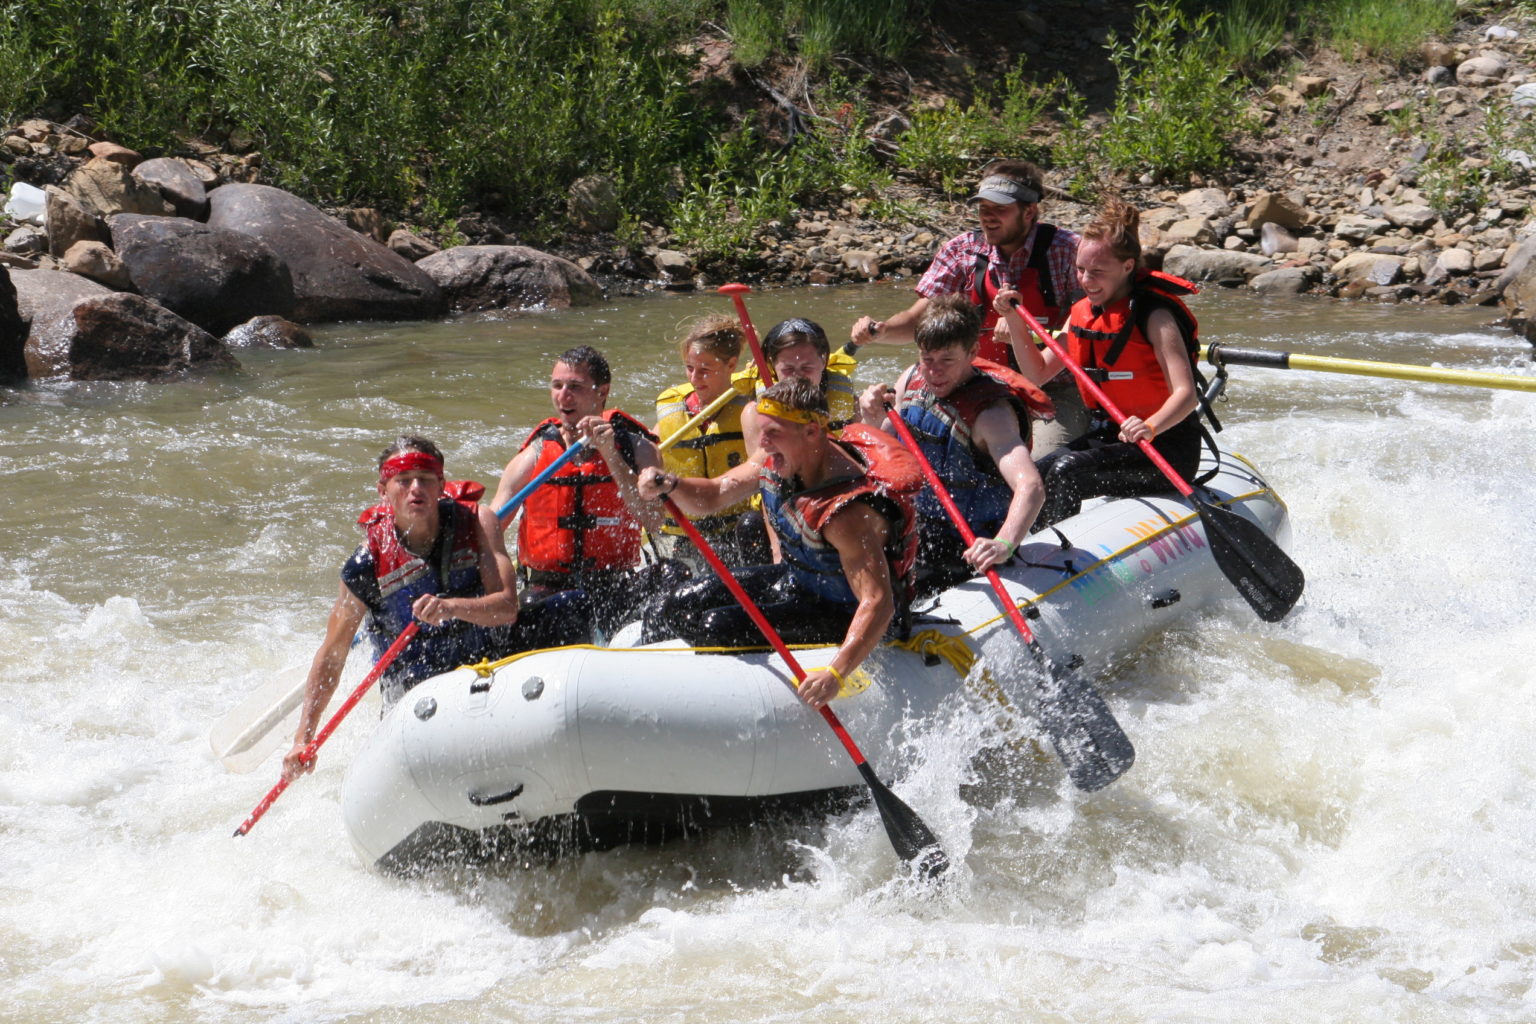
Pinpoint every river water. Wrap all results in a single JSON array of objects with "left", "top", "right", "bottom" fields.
[{"left": 2, "top": 283, "right": 1532, "bottom": 1023}]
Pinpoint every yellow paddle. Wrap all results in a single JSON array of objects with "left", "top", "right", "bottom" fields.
[{"left": 1202, "top": 343, "right": 1536, "bottom": 393}]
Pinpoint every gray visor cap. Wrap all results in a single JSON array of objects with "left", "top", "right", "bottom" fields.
[{"left": 969, "top": 174, "right": 1042, "bottom": 205}]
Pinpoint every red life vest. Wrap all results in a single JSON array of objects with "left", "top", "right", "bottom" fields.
[
  {"left": 760, "top": 423, "right": 921, "bottom": 605},
  {"left": 1066, "top": 270, "right": 1201, "bottom": 422},
  {"left": 968, "top": 224, "right": 1066, "bottom": 365},
  {"left": 516, "top": 410, "right": 655, "bottom": 576}
]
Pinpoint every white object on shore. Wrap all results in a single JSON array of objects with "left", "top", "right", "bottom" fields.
[
  {"left": 4, "top": 181, "right": 46, "bottom": 225},
  {"left": 1486, "top": 25, "right": 1519, "bottom": 42}
]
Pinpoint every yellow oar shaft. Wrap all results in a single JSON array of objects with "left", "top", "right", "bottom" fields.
[
  {"left": 1202, "top": 343, "right": 1536, "bottom": 393},
  {"left": 656, "top": 383, "right": 743, "bottom": 451}
]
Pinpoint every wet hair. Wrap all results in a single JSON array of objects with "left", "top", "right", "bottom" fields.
[
  {"left": 762, "top": 317, "right": 830, "bottom": 363},
  {"left": 979, "top": 159, "right": 1045, "bottom": 202},
  {"left": 758, "top": 375, "right": 830, "bottom": 419},
  {"left": 676, "top": 313, "right": 744, "bottom": 364},
  {"left": 377, "top": 434, "right": 444, "bottom": 470},
  {"left": 915, "top": 293, "right": 982, "bottom": 353},
  {"left": 556, "top": 344, "right": 611, "bottom": 388},
  {"left": 1080, "top": 196, "right": 1143, "bottom": 265}
]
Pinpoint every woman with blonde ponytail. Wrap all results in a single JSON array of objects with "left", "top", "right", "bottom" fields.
[{"left": 994, "top": 197, "right": 1208, "bottom": 527}]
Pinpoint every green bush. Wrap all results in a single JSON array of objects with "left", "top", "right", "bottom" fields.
[
  {"left": 724, "top": 0, "right": 922, "bottom": 70},
  {"left": 896, "top": 61, "right": 1055, "bottom": 195},
  {"left": 1095, "top": 1, "right": 1253, "bottom": 182}
]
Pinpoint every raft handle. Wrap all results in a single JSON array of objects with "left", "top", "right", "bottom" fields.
[
  {"left": 1150, "top": 589, "right": 1182, "bottom": 609},
  {"left": 468, "top": 783, "right": 524, "bottom": 807}
]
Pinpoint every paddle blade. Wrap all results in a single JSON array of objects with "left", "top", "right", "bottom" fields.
[
  {"left": 209, "top": 677, "right": 307, "bottom": 774},
  {"left": 1195, "top": 498, "right": 1305, "bottom": 622},
  {"left": 858, "top": 761, "right": 949, "bottom": 880},
  {"left": 1031, "top": 661, "right": 1136, "bottom": 792}
]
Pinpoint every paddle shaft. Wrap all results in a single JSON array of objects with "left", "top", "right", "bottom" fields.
[
  {"left": 657, "top": 383, "right": 744, "bottom": 451},
  {"left": 1202, "top": 342, "right": 1536, "bottom": 394},
  {"left": 881, "top": 404, "right": 1046, "bottom": 654},
  {"left": 659, "top": 495, "right": 946, "bottom": 874},
  {"left": 718, "top": 283, "right": 775, "bottom": 384},
  {"left": 660, "top": 497, "right": 865, "bottom": 763},
  {"left": 234, "top": 622, "right": 419, "bottom": 836},
  {"left": 235, "top": 438, "right": 592, "bottom": 837}
]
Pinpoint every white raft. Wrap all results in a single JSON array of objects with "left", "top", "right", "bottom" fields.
[{"left": 342, "top": 448, "right": 1292, "bottom": 871}]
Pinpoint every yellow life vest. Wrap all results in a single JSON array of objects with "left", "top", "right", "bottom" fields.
[
  {"left": 731, "top": 349, "right": 860, "bottom": 433},
  {"left": 653, "top": 382, "right": 754, "bottom": 536}
]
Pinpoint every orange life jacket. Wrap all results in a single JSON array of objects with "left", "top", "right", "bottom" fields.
[
  {"left": 969, "top": 225, "right": 1066, "bottom": 365},
  {"left": 516, "top": 410, "right": 655, "bottom": 576},
  {"left": 1066, "top": 270, "right": 1202, "bottom": 422}
]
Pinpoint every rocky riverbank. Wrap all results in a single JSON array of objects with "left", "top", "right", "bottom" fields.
[{"left": 6, "top": 11, "right": 1536, "bottom": 384}]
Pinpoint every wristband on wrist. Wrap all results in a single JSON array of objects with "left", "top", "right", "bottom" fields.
[{"left": 994, "top": 537, "right": 1017, "bottom": 557}]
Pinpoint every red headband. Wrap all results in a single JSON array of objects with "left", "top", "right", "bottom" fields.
[{"left": 379, "top": 451, "right": 444, "bottom": 485}]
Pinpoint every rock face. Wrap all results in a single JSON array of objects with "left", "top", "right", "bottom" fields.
[
  {"left": 44, "top": 186, "right": 110, "bottom": 258},
  {"left": 62, "top": 240, "right": 132, "bottom": 289},
  {"left": 0, "top": 266, "right": 26, "bottom": 383},
  {"left": 66, "top": 157, "right": 173, "bottom": 218},
  {"left": 387, "top": 228, "right": 438, "bottom": 261},
  {"left": 1162, "top": 245, "right": 1272, "bottom": 282},
  {"left": 221, "top": 315, "right": 313, "bottom": 349},
  {"left": 131, "top": 158, "right": 209, "bottom": 220},
  {"left": 207, "top": 184, "right": 442, "bottom": 322},
  {"left": 110, "top": 214, "right": 296, "bottom": 334},
  {"left": 416, "top": 245, "right": 601, "bottom": 312},
  {"left": 1248, "top": 191, "right": 1309, "bottom": 230},
  {"left": 25, "top": 292, "right": 239, "bottom": 381},
  {"left": 9, "top": 268, "right": 114, "bottom": 327}
]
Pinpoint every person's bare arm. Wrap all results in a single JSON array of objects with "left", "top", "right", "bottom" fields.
[
  {"left": 491, "top": 444, "right": 542, "bottom": 529},
  {"left": 850, "top": 295, "right": 929, "bottom": 347},
  {"left": 638, "top": 457, "right": 762, "bottom": 517},
  {"left": 963, "top": 404, "right": 1046, "bottom": 571},
  {"left": 582, "top": 416, "right": 667, "bottom": 536},
  {"left": 282, "top": 583, "right": 369, "bottom": 780},
  {"left": 412, "top": 503, "right": 520, "bottom": 628},
  {"left": 993, "top": 287, "right": 1061, "bottom": 385},
  {"left": 1120, "top": 308, "right": 1198, "bottom": 444},
  {"left": 797, "top": 503, "right": 894, "bottom": 707}
]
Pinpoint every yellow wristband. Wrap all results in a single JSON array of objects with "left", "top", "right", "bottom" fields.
[{"left": 807, "top": 665, "right": 874, "bottom": 698}]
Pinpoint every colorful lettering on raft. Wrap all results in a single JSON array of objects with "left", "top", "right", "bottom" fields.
[{"left": 1066, "top": 517, "right": 1207, "bottom": 607}]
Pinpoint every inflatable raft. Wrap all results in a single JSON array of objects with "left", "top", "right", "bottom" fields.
[{"left": 342, "top": 448, "right": 1293, "bottom": 871}]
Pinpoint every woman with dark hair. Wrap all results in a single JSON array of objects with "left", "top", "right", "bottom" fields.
[{"left": 738, "top": 317, "right": 861, "bottom": 450}]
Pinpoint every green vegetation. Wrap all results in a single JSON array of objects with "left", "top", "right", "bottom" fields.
[
  {"left": 725, "top": 0, "right": 921, "bottom": 69},
  {"left": 0, "top": 0, "right": 1496, "bottom": 260}
]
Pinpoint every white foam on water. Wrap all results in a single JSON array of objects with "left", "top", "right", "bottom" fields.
[{"left": 3, "top": 296, "right": 1532, "bottom": 1022}]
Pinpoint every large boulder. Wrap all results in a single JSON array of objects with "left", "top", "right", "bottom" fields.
[
  {"left": 61, "top": 240, "right": 132, "bottom": 290},
  {"left": 1175, "top": 187, "right": 1232, "bottom": 220},
  {"left": 1331, "top": 252, "right": 1406, "bottom": 285},
  {"left": 25, "top": 292, "right": 238, "bottom": 381},
  {"left": 207, "top": 184, "right": 442, "bottom": 322},
  {"left": 109, "top": 214, "right": 295, "bottom": 334},
  {"left": 0, "top": 266, "right": 26, "bottom": 383},
  {"left": 131, "top": 158, "right": 209, "bottom": 220},
  {"left": 416, "top": 245, "right": 601, "bottom": 313},
  {"left": 1162, "top": 245, "right": 1272, "bottom": 282},
  {"left": 1249, "top": 266, "right": 1319, "bottom": 296},
  {"left": 44, "top": 186, "right": 110, "bottom": 258},
  {"left": 9, "top": 268, "right": 115, "bottom": 328},
  {"left": 65, "top": 157, "right": 173, "bottom": 218},
  {"left": 1248, "top": 191, "right": 1310, "bottom": 230}
]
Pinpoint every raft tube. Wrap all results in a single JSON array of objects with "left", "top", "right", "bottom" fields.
[{"left": 341, "top": 448, "right": 1292, "bottom": 871}]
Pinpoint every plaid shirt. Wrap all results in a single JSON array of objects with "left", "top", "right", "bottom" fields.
[{"left": 916, "top": 224, "right": 1083, "bottom": 318}]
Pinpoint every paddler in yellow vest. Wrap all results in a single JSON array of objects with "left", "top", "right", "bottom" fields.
[
  {"left": 738, "top": 317, "right": 861, "bottom": 451},
  {"left": 653, "top": 315, "right": 769, "bottom": 566}
]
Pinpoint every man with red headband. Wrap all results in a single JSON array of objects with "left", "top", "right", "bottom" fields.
[
  {"left": 495, "top": 345, "right": 684, "bottom": 637},
  {"left": 636, "top": 377, "right": 920, "bottom": 708},
  {"left": 282, "top": 435, "right": 580, "bottom": 781},
  {"left": 847, "top": 160, "right": 1088, "bottom": 456}
]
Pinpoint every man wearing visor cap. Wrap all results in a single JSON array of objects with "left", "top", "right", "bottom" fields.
[{"left": 848, "top": 159, "right": 1088, "bottom": 455}]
